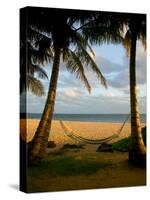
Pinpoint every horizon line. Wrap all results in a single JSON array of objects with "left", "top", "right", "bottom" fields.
[{"left": 21, "top": 112, "right": 146, "bottom": 115}]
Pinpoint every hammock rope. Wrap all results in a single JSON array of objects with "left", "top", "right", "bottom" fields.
[
  {"left": 59, "top": 120, "right": 118, "bottom": 144},
  {"left": 59, "top": 114, "right": 130, "bottom": 145}
]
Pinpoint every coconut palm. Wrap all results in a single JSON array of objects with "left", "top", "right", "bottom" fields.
[
  {"left": 123, "top": 14, "right": 146, "bottom": 166},
  {"left": 83, "top": 12, "right": 146, "bottom": 166},
  {"left": 27, "top": 8, "right": 109, "bottom": 163}
]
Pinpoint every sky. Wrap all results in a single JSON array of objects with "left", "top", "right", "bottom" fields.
[{"left": 20, "top": 41, "right": 146, "bottom": 114}]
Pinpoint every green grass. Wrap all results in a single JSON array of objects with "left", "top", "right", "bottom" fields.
[
  {"left": 28, "top": 156, "right": 110, "bottom": 178},
  {"left": 112, "top": 137, "right": 130, "bottom": 152},
  {"left": 112, "top": 126, "right": 146, "bottom": 152}
]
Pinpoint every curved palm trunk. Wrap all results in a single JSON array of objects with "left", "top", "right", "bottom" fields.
[
  {"left": 129, "top": 30, "right": 146, "bottom": 166},
  {"left": 29, "top": 46, "right": 61, "bottom": 164}
]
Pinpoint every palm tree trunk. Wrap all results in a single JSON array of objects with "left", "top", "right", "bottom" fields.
[
  {"left": 29, "top": 45, "right": 61, "bottom": 164},
  {"left": 129, "top": 30, "right": 146, "bottom": 166}
]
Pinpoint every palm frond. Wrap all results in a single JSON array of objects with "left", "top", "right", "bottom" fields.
[
  {"left": 75, "top": 42, "right": 107, "bottom": 88},
  {"left": 65, "top": 49, "right": 91, "bottom": 93},
  {"left": 28, "top": 62, "right": 48, "bottom": 79},
  {"left": 27, "top": 75, "right": 45, "bottom": 96},
  {"left": 28, "top": 36, "right": 53, "bottom": 66},
  {"left": 75, "top": 32, "right": 95, "bottom": 58},
  {"left": 140, "top": 34, "right": 146, "bottom": 50},
  {"left": 123, "top": 29, "right": 131, "bottom": 56},
  {"left": 138, "top": 22, "right": 146, "bottom": 51},
  {"left": 81, "top": 13, "right": 124, "bottom": 45}
]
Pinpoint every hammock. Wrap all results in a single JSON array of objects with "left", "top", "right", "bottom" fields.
[{"left": 59, "top": 115, "right": 129, "bottom": 145}]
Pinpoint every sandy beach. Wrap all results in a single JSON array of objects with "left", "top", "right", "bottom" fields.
[
  {"left": 20, "top": 119, "right": 146, "bottom": 192},
  {"left": 20, "top": 119, "right": 145, "bottom": 146}
]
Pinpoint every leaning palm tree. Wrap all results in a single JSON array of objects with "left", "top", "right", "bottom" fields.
[
  {"left": 123, "top": 14, "right": 146, "bottom": 166},
  {"left": 27, "top": 8, "right": 109, "bottom": 163}
]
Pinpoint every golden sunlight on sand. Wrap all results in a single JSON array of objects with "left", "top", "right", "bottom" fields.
[{"left": 20, "top": 119, "right": 145, "bottom": 146}]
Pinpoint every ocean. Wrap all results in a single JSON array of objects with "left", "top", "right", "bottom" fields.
[{"left": 22, "top": 113, "right": 146, "bottom": 123}]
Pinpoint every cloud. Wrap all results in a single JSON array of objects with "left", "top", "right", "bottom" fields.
[
  {"left": 104, "top": 42, "right": 146, "bottom": 90},
  {"left": 26, "top": 92, "right": 46, "bottom": 113},
  {"left": 43, "top": 41, "right": 146, "bottom": 93},
  {"left": 63, "top": 88, "right": 84, "bottom": 97},
  {"left": 54, "top": 90, "right": 131, "bottom": 114},
  {"left": 95, "top": 55, "right": 124, "bottom": 75},
  {"left": 139, "top": 95, "right": 146, "bottom": 113},
  {"left": 24, "top": 42, "right": 146, "bottom": 114}
]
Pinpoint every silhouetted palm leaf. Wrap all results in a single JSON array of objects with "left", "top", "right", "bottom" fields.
[
  {"left": 123, "top": 29, "right": 131, "bottom": 56},
  {"left": 66, "top": 49, "right": 91, "bottom": 93},
  {"left": 27, "top": 75, "right": 45, "bottom": 96},
  {"left": 75, "top": 42, "right": 107, "bottom": 88}
]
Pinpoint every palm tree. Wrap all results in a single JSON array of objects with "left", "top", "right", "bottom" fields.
[
  {"left": 27, "top": 8, "right": 108, "bottom": 164},
  {"left": 123, "top": 14, "right": 146, "bottom": 166},
  {"left": 83, "top": 12, "right": 146, "bottom": 166}
]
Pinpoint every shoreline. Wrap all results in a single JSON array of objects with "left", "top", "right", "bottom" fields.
[{"left": 21, "top": 118, "right": 133, "bottom": 124}]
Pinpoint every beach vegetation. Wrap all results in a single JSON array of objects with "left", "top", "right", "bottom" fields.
[{"left": 112, "top": 126, "right": 146, "bottom": 152}]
